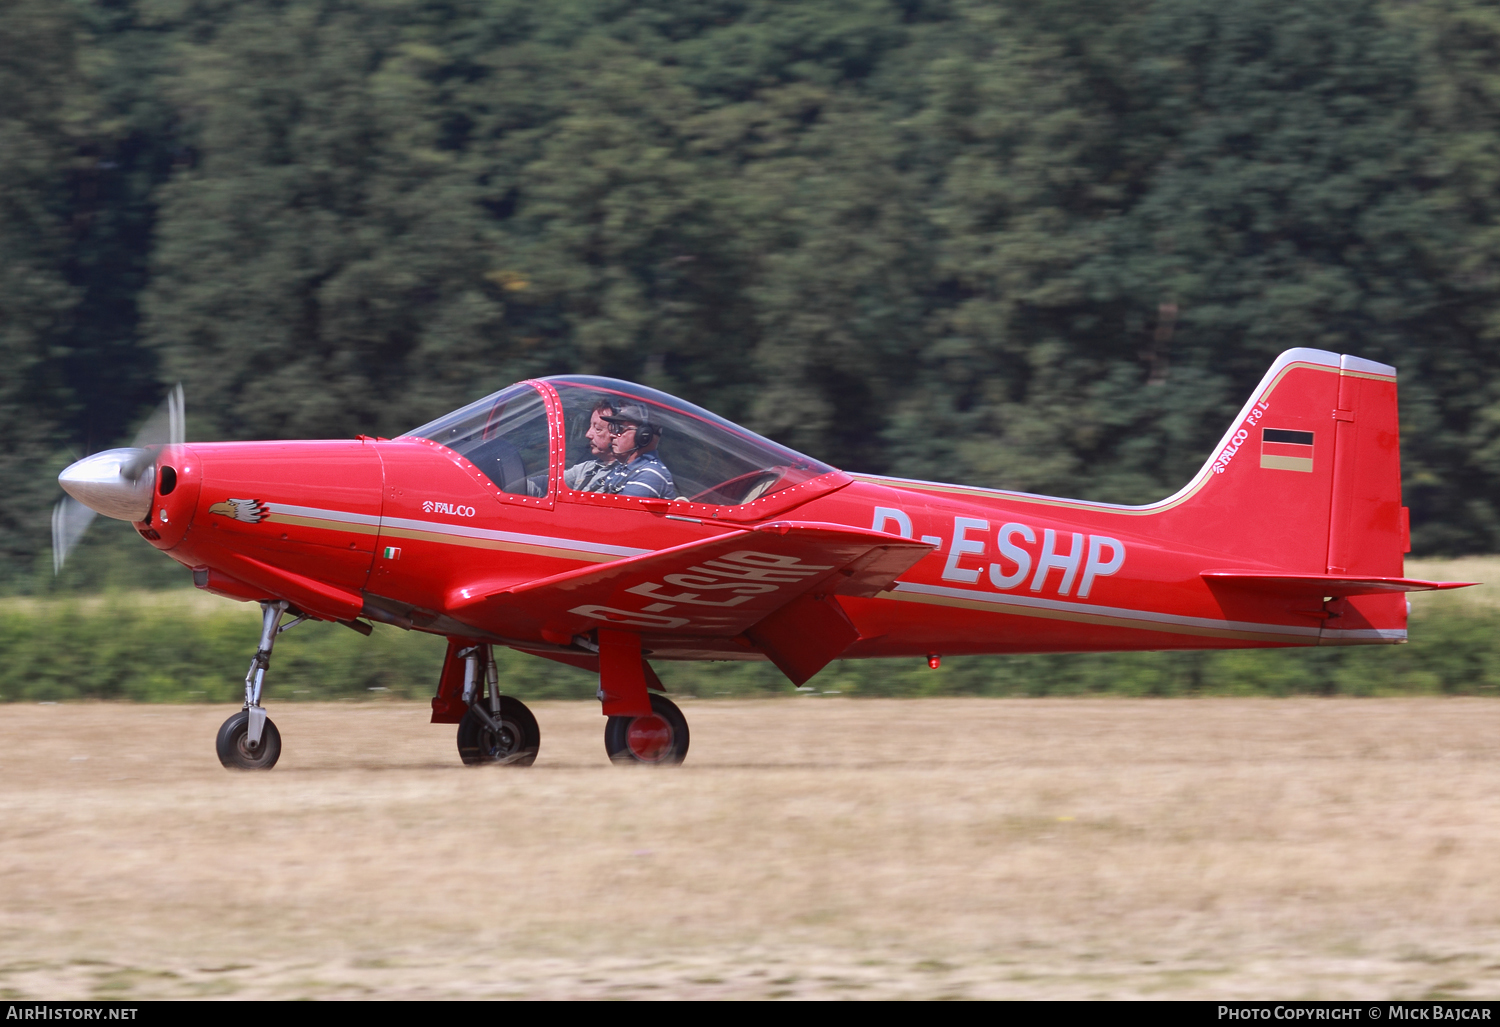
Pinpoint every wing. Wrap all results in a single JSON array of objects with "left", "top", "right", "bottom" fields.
[{"left": 454, "top": 520, "right": 933, "bottom": 682}]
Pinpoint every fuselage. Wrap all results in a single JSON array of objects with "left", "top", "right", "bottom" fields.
[{"left": 138, "top": 384, "right": 1405, "bottom": 663}]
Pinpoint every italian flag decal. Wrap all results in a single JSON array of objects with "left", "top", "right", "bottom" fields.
[
  {"left": 382, "top": 546, "right": 401, "bottom": 560},
  {"left": 1260, "top": 428, "right": 1315, "bottom": 473}
]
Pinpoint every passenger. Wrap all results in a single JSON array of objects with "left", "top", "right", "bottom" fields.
[
  {"left": 593, "top": 404, "right": 677, "bottom": 499},
  {"left": 563, "top": 399, "right": 617, "bottom": 492}
]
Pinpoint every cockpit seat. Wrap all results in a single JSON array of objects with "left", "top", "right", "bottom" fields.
[{"left": 465, "top": 437, "right": 527, "bottom": 495}]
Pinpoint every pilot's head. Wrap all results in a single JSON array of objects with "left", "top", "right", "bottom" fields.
[
  {"left": 604, "top": 404, "right": 661, "bottom": 461},
  {"left": 585, "top": 399, "right": 616, "bottom": 459}
]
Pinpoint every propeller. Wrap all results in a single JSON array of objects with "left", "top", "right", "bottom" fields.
[
  {"left": 53, "top": 384, "right": 185, "bottom": 573},
  {"left": 51, "top": 496, "right": 96, "bottom": 575}
]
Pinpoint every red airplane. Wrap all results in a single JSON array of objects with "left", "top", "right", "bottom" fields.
[{"left": 54, "top": 348, "right": 1471, "bottom": 770}]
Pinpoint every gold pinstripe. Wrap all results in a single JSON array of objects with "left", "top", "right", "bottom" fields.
[
  {"left": 258, "top": 513, "right": 614, "bottom": 562},
  {"left": 265, "top": 513, "right": 380, "bottom": 535},
  {"left": 376, "top": 525, "right": 617, "bottom": 562}
]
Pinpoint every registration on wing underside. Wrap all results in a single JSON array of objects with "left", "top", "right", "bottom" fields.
[{"left": 451, "top": 521, "right": 934, "bottom": 639}]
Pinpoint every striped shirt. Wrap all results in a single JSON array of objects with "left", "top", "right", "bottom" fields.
[{"left": 591, "top": 452, "right": 677, "bottom": 499}]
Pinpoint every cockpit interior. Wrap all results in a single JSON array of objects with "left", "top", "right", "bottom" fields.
[{"left": 403, "top": 375, "right": 839, "bottom": 513}]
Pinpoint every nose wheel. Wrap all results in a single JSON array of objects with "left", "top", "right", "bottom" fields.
[
  {"left": 216, "top": 710, "right": 282, "bottom": 769},
  {"left": 605, "top": 693, "right": 689, "bottom": 765}
]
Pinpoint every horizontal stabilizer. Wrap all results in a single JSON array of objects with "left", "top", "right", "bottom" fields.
[{"left": 1203, "top": 572, "right": 1477, "bottom": 598}]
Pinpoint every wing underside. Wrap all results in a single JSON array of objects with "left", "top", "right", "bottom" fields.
[{"left": 465, "top": 521, "right": 934, "bottom": 684}]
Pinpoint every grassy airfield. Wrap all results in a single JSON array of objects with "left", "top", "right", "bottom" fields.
[
  {"left": 0, "top": 697, "right": 1497, "bottom": 999},
  {"left": 0, "top": 556, "right": 1496, "bottom": 999}
]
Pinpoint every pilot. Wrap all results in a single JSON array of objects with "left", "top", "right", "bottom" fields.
[
  {"left": 564, "top": 399, "right": 617, "bottom": 492},
  {"left": 592, "top": 404, "right": 677, "bottom": 499}
]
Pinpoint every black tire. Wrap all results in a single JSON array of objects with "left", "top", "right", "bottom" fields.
[
  {"left": 216, "top": 710, "right": 282, "bottom": 770},
  {"left": 604, "top": 693, "right": 689, "bottom": 766},
  {"left": 456, "top": 696, "right": 540, "bottom": 766}
]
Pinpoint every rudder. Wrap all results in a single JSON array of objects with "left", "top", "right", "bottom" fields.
[
  {"left": 1322, "top": 354, "right": 1407, "bottom": 644},
  {"left": 1326, "top": 354, "right": 1405, "bottom": 577}
]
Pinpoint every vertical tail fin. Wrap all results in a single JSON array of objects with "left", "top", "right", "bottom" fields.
[
  {"left": 1165, "top": 348, "right": 1408, "bottom": 643},
  {"left": 1168, "top": 348, "right": 1405, "bottom": 570}
]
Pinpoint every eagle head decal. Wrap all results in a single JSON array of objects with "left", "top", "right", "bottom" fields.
[{"left": 208, "top": 498, "right": 270, "bottom": 524}]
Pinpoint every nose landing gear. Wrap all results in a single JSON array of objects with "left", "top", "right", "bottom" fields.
[
  {"left": 216, "top": 709, "right": 282, "bottom": 769},
  {"left": 216, "top": 600, "right": 302, "bottom": 770}
]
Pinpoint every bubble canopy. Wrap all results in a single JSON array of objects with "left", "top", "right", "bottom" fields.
[
  {"left": 404, "top": 383, "right": 552, "bottom": 497},
  {"left": 403, "top": 375, "right": 840, "bottom": 511}
]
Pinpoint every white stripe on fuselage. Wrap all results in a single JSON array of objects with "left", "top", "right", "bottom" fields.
[
  {"left": 270, "top": 503, "right": 650, "bottom": 559},
  {"left": 268, "top": 504, "right": 1395, "bottom": 641}
]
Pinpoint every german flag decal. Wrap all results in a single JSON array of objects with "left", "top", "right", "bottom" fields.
[{"left": 1261, "top": 428, "right": 1315, "bottom": 472}]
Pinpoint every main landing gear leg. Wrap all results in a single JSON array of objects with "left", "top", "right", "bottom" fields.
[
  {"left": 455, "top": 643, "right": 540, "bottom": 766},
  {"left": 597, "top": 629, "right": 689, "bottom": 766},
  {"left": 216, "top": 600, "right": 301, "bottom": 770}
]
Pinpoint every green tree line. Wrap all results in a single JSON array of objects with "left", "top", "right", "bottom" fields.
[{"left": 8, "top": 0, "right": 1500, "bottom": 572}]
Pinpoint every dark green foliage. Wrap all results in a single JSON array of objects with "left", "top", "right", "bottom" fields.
[
  {"left": 2, "top": 596, "right": 1497, "bottom": 702},
  {"left": 0, "top": 1, "right": 83, "bottom": 562},
  {"left": 12, "top": 0, "right": 1500, "bottom": 578}
]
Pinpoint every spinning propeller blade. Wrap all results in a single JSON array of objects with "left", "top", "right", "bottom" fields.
[
  {"left": 132, "top": 381, "right": 184, "bottom": 448},
  {"left": 122, "top": 382, "right": 185, "bottom": 480},
  {"left": 53, "top": 384, "right": 185, "bottom": 573},
  {"left": 51, "top": 496, "right": 98, "bottom": 574}
]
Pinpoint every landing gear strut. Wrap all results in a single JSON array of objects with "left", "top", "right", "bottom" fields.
[
  {"left": 216, "top": 600, "right": 302, "bottom": 770},
  {"left": 454, "top": 643, "right": 540, "bottom": 766},
  {"left": 595, "top": 629, "right": 689, "bottom": 766}
]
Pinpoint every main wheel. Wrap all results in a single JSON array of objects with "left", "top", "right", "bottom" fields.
[
  {"left": 216, "top": 710, "right": 282, "bottom": 770},
  {"left": 457, "top": 697, "right": 540, "bottom": 766},
  {"left": 605, "top": 693, "right": 689, "bottom": 766}
]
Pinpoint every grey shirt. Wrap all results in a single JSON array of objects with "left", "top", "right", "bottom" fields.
[{"left": 564, "top": 458, "right": 613, "bottom": 492}]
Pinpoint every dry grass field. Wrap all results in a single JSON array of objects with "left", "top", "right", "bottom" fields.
[{"left": 1, "top": 697, "right": 1498, "bottom": 1000}]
